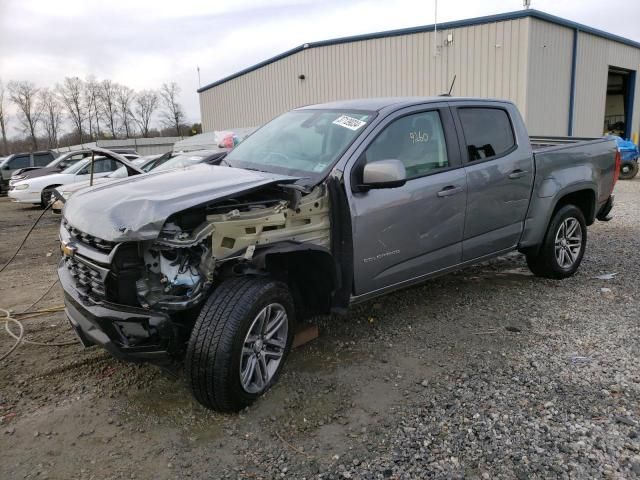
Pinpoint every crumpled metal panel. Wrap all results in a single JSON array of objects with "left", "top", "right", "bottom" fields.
[{"left": 63, "top": 164, "right": 297, "bottom": 242}]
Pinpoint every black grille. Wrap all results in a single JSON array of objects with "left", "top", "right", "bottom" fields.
[
  {"left": 62, "top": 219, "right": 115, "bottom": 252},
  {"left": 65, "top": 256, "right": 106, "bottom": 300}
]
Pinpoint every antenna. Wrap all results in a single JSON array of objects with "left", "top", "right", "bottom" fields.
[
  {"left": 523, "top": 0, "right": 531, "bottom": 9},
  {"left": 447, "top": 75, "right": 456, "bottom": 95},
  {"left": 439, "top": 75, "right": 456, "bottom": 97},
  {"left": 197, "top": 66, "right": 201, "bottom": 88}
]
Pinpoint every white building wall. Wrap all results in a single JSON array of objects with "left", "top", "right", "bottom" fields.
[
  {"left": 525, "top": 18, "right": 574, "bottom": 136},
  {"left": 199, "top": 18, "right": 531, "bottom": 131}
]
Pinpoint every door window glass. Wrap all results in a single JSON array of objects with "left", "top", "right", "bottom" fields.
[
  {"left": 9, "top": 155, "right": 30, "bottom": 169},
  {"left": 458, "top": 108, "right": 515, "bottom": 161},
  {"left": 34, "top": 153, "right": 53, "bottom": 166},
  {"left": 364, "top": 111, "right": 449, "bottom": 179}
]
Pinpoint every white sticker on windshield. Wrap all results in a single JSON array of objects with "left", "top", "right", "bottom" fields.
[{"left": 332, "top": 115, "right": 367, "bottom": 131}]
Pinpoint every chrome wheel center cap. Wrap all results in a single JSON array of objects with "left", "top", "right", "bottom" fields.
[{"left": 254, "top": 339, "right": 264, "bottom": 353}]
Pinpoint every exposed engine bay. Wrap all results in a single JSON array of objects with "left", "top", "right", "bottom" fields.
[{"left": 134, "top": 185, "right": 330, "bottom": 310}]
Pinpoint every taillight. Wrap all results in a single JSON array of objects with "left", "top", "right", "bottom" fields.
[{"left": 612, "top": 150, "right": 621, "bottom": 190}]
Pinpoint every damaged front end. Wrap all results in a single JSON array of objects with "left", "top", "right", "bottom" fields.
[
  {"left": 136, "top": 185, "right": 330, "bottom": 309},
  {"left": 59, "top": 168, "right": 332, "bottom": 363}
]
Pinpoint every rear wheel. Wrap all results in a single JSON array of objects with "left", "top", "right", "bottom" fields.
[
  {"left": 526, "top": 204, "right": 587, "bottom": 279},
  {"left": 619, "top": 161, "right": 639, "bottom": 180},
  {"left": 185, "top": 276, "right": 295, "bottom": 412}
]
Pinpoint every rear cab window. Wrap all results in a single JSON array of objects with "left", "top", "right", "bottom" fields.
[{"left": 457, "top": 107, "right": 516, "bottom": 161}]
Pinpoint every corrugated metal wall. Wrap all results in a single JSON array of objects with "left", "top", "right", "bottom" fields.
[
  {"left": 573, "top": 32, "right": 640, "bottom": 138},
  {"left": 200, "top": 16, "right": 640, "bottom": 141},
  {"left": 525, "top": 19, "right": 573, "bottom": 135},
  {"left": 200, "top": 18, "right": 531, "bottom": 131}
]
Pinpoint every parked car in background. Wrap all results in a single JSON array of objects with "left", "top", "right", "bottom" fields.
[
  {"left": 58, "top": 97, "right": 618, "bottom": 412},
  {"left": 0, "top": 150, "right": 58, "bottom": 194},
  {"left": 52, "top": 155, "right": 163, "bottom": 211},
  {"left": 613, "top": 136, "right": 640, "bottom": 180},
  {"left": 50, "top": 150, "right": 225, "bottom": 211},
  {"left": 9, "top": 148, "right": 139, "bottom": 187},
  {"left": 9, "top": 148, "right": 140, "bottom": 207}
]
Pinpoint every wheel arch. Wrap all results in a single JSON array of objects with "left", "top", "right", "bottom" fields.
[
  {"left": 519, "top": 185, "right": 596, "bottom": 255},
  {"left": 250, "top": 242, "right": 338, "bottom": 319}
]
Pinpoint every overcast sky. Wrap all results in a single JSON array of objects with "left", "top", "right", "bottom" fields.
[{"left": 1, "top": 0, "right": 638, "bottom": 130}]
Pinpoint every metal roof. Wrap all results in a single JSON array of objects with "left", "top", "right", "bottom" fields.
[{"left": 198, "top": 9, "right": 640, "bottom": 94}]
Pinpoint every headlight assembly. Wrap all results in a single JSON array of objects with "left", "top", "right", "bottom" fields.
[{"left": 14, "top": 184, "right": 29, "bottom": 190}]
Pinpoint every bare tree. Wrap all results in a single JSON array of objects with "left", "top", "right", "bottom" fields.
[
  {"left": 8, "top": 80, "right": 42, "bottom": 150},
  {"left": 85, "top": 76, "right": 102, "bottom": 140},
  {"left": 100, "top": 80, "right": 119, "bottom": 138},
  {"left": 0, "top": 80, "right": 9, "bottom": 155},
  {"left": 58, "top": 77, "right": 86, "bottom": 143},
  {"left": 116, "top": 85, "right": 135, "bottom": 138},
  {"left": 159, "top": 82, "right": 185, "bottom": 137},
  {"left": 39, "top": 88, "right": 63, "bottom": 149},
  {"left": 133, "top": 90, "right": 159, "bottom": 138}
]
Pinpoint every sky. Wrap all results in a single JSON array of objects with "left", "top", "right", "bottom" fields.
[{"left": 0, "top": 0, "right": 639, "bottom": 132}]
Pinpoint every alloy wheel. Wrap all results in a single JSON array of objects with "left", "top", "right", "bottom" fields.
[{"left": 239, "top": 303, "right": 288, "bottom": 394}]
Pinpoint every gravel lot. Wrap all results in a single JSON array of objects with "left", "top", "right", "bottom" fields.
[{"left": 1, "top": 179, "right": 639, "bottom": 480}]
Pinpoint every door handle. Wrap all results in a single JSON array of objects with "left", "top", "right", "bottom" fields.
[
  {"left": 508, "top": 169, "right": 528, "bottom": 179},
  {"left": 437, "top": 185, "right": 463, "bottom": 197}
]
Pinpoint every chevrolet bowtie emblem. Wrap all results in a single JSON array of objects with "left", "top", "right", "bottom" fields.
[{"left": 61, "top": 241, "right": 77, "bottom": 258}]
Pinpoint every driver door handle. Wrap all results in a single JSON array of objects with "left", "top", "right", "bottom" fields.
[
  {"left": 437, "top": 185, "right": 463, "bottom": 197},
  {"left": 508, "top": 169, "right": 528, "bottom": 179}
]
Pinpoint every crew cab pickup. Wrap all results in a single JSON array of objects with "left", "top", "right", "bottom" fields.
[{"left": 58, "top": 97, "right": 618, "bottom": 411}]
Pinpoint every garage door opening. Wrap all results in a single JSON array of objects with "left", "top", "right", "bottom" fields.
[{"left": 604, "top": 67, "right": 636, "bottom": 138}]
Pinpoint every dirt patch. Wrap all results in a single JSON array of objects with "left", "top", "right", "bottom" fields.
[{"left": 1, "top": 179, "right": 639, "bottom": 479}]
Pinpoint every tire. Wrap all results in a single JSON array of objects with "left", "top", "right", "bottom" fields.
[
  {"left": 619, "top": 161, "right": 639, "bottom": 180},
  {"left": 185, "top": 276, "right": 295, "bottom": 412},
  {"left": 41, "top": 186, "right": 59, "bottom": 208},
  {"left": 526, "top": 204, "right": 587, "bottom": 279}
]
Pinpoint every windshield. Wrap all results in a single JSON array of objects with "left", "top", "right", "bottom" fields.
[
  {"left": 62, "top": 158, "right": 90, "bottom": 174},
  {"left": 153, "top": 153, "right": 209, "bottom": 172},
  {"left": 225, "top": 109, "right": 374, "bottom": 177}
]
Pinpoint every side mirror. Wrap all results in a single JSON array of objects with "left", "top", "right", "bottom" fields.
[
  {"left": 1, "top": 164, "right": 10, "bottom": 170},
  {"left": 360, "top": 159, "right": 407, "bottom": 189}
]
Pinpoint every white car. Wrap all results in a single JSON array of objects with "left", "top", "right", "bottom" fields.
[
  {"left": 8, "top": 155, "right": 133, "bottom": 206},
  {"left": 53, "top": 156, "right": 160, "bottom": 205}
]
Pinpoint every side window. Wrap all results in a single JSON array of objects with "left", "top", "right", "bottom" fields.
[
  {"left": 458, "top": 108, "right": 515, "bottom": 161},
  {"left": 9, "top": 155, "right": 30, "bottom": 169},
  {"left": 364, "top": 111, "right": 449, "bottom": 179},
  {"left": 34, "top": 153, "right": 52, "bottom": 166},
  {"left": 91, "top": 159, "right": 118, "bottom": 173}
]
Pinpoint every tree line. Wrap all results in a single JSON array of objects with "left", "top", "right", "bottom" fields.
[{"left": 0, "top": 77, "right": 200, "bottom": 156}]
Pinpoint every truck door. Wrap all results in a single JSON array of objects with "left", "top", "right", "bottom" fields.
[
  {"left": 451, "top": 103, "right": 534, "bottom": 261},
  {"left": 346, "top": 106, "right": 466, "bottom": 296}
]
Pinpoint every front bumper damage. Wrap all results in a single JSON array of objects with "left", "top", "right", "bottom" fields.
[{"left": 59, "top": 259, "right": 175, "bottom": 364}]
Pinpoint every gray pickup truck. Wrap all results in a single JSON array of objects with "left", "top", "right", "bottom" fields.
[{"left": 58, "top": 97, "right": 618, "bottom": 411}]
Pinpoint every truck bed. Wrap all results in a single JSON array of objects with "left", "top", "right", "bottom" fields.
[{"left": 530, "top": 135, "right": 602, "bottom": 151}]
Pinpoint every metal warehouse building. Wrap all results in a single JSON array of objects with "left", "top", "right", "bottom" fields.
[{"left": 198, "top": 9, "right": 640, "bottom": 141}]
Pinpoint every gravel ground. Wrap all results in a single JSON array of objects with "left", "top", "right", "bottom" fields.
[{"left": 0, "top": 178, "right": 638, "bottom": 480}]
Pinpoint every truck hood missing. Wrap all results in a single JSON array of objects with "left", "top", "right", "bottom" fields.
[{"left": 63, "top": 164, "right": 298, "bottom": 242}]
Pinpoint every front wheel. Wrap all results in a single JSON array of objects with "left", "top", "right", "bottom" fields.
[
  {"left": 526, "top": 204, "right": 587, "bottom": 279},
  {"left": 619, "top": 161, "right": 639, "bottom": 180},
  {"left": 185, "top": 276, "right": 295, "bottom": 412},
  {"left": 41, "top": 186, "right": 58, "bottom": 208}
]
